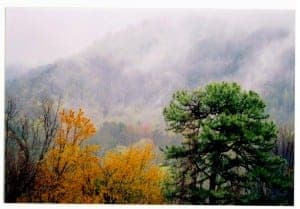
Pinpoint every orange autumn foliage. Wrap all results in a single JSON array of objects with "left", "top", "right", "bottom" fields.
[
  {"left": 98, "top": 140, "right": 166, "bottom": 204},
  {"left": 24, "top": 108, "right": 166, "bottom": 203},
  {"left": 33, "top": 109, "right": 101, "bottom": 203}
]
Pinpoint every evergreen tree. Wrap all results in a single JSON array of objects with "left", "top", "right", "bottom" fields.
[{"left": 163, "top": 82, "right": 291, "bottom": 204}]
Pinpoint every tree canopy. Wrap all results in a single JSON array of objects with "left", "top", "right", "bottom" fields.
[
  {"left": 32, "top": 109, "right": 100, "bottom": 203},
  {"left": 163, "top": 82, "right": 291, "bottom": 204}
]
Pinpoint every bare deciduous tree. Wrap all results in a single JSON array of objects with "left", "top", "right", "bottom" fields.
[{"left": 5, "top": 97, "right": 61, "bottom": 202}]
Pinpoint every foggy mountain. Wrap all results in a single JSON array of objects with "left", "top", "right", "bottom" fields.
[{"left": 6, "top": 11, "right": 294, "bottom": 127}]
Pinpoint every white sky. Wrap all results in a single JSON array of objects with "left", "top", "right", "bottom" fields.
[
  {"left": 6, "top": 8, "right": 166, "bottom": 68},
  {"left": 6, "top": 8, "right": 295, "bottom": 69}
]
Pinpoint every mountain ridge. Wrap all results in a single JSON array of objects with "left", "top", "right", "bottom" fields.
[{"left": 6, "top": 13, "right": 294, "bottom": 127}]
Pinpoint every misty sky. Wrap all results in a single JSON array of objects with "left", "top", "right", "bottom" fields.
[
  {"left": 5, "top": 8, "right": 294, "bottom": 125},
  {"left": 6, "top": 8, "right": 294, "bottom": 69},
  {"left": 6, "top": 8, "right": 166, "bottom": 68}
]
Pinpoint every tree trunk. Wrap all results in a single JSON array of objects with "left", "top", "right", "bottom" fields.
[
  {"left": 209, "top": 156, "right": 217, "bottom": 205},
  {"left": 209, "top": 172, "right": 216, "bottom": 204}
]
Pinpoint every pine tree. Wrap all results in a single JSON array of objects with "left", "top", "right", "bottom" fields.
[{"left": 163, "top": 82, "right": 291, "bottom": 204}]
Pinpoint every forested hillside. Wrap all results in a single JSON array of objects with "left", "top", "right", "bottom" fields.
[{"left": 6, "top": 12, "right": 294, "bottom": 128}]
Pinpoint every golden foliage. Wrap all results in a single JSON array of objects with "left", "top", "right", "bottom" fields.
[
  {"left": 33, "top": 108, "right": 100, "bottom": 203},
  {"left": 98, "top": 140, "right": 166, "bottom": 204},
  {"left": 23, "top": 109, "right": 166, "bottom": 203},
  {"left": 56, "top": 108, "right": 96, "bottom": 145}
]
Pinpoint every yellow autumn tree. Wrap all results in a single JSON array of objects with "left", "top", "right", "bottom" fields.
[
  {"left": 98, "top": 139, "right": 166, "bottom": 204},
  {"left": 33, "top": 108, "right": 101, "bottom": 203}
]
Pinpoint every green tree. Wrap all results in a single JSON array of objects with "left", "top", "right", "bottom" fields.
[{"left": 163, "top": 82, "right": 291, "bottom": 205}]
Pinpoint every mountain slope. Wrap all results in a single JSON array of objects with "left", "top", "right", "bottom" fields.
[{"left": 6, "top": 12, "right": 295, "bottom": 126}]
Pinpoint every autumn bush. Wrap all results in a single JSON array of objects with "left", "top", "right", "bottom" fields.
[{"left": 98, "top": 140, "right": 166, "bottom": 203}]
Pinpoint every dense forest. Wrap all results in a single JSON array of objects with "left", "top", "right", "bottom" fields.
[
  {"left": 5, "top": 11, "right": 294, "bottom": 204},
  {"left": 5, "top": 82, "right": 294, "bottom": 204}
]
